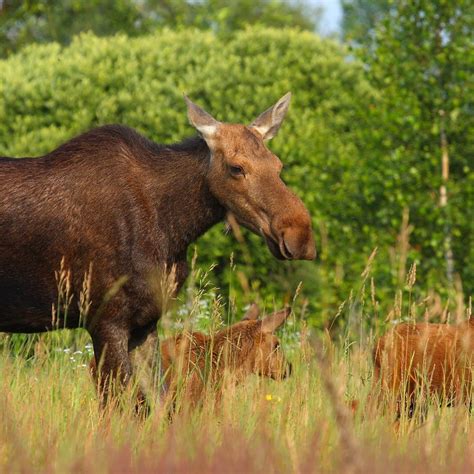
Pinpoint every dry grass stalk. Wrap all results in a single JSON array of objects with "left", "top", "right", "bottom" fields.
[{"left": 313, "top": 340, "right": 363, "bottom": 474}]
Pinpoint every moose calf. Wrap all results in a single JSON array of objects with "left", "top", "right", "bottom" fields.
[
  {"left": 90, "top": 304, "right": 292, "bottom": 413},
  {"left": 369, "top": 318, "right": 474, "bottom": 417}
]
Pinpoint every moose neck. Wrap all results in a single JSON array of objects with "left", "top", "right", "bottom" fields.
[{"left": 148, "top": 136, "right": 225, "bottom": 257}]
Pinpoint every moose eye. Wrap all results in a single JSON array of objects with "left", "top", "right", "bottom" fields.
[{"left": 229, "top": 164, "right": 245, "bottom": 177}]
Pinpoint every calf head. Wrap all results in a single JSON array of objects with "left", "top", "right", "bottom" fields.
[
  {"left": 185, "top": 94, "right": 316, "bottom": 261},
  {"left": 239, "top": 305, "right": 292, "bottom": 380}
]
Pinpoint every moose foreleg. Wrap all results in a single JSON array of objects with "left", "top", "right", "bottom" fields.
[{"left": 91, "top": 325, "right": 134, "bottom": 408}]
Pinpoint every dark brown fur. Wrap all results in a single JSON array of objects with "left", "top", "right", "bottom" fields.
[{"left": 0, "top": 95, "right": 314, "bottom": 406}]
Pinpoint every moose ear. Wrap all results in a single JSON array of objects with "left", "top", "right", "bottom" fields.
[
  {"left": 242, "top": 303, "right": 260, "bottom": 321},
  {"left": 260, "top": 307, "right": 291, "bottom": 333},
  {"left": 250, "top": 92, "right": 291, "bottom": 141},
  {"left": 184, "top": 95, "right": 220, "bottom": 142}
]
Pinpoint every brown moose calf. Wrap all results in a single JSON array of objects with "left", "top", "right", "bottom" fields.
[
  {"left": 370, "top": 318, "right": 474, "bottom": 417},
  {"left": 161, "top": 305, "right": 291, "bottom": 409},
  {"left": 91, "top": 305, "right": 291, "bottom": 412}
]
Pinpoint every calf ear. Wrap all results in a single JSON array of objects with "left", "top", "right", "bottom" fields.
[
  {"left": 242, "top": 303, "right": 260, "bottom": 321},
  {"left": 250, "top": 92, "right": 291, "bottom": 141},
  {"left": 261, "top": 307, "right": 291, "bottom": 333},
  {"left": 184, "top": 95, "right": 220, "bottom": 142}
]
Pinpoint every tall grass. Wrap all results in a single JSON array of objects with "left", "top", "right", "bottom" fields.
[{"left": 0, "top": 250, "right": 472, "bottom": 473}]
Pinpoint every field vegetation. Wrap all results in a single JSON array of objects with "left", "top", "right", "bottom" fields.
[{"left": 1, "top": 254, "right": 472, "bottom": 473}]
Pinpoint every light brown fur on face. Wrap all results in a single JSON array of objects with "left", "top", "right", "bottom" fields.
[
  {"left": 368, "top": 319, "right": 474, "bottom": 417},
  {"left": 185, "top": 94, "right": 316, "bottom": 261}
]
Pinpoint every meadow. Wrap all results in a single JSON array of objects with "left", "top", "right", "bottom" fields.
[{"left": 1, "top": 258, "right": 472, "bottom": 474}]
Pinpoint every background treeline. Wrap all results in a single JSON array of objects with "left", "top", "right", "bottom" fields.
[
  {"left": 0, "top": 1, "right": 472, "bottom": 328},
  {"left": 0, "top": 0, "right": 321, "bottom": 57}
]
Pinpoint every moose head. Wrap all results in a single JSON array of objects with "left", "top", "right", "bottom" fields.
[
  {"left": 239, "top": 304, "right": 292, "bottom": 380},
  {"left": 185, "top": 94, "right": 316, "bottom": 261}
]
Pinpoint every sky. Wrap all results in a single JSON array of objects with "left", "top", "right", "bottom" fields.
[{"left": 312, "top": 0, "right": 342, "bottom": 35}]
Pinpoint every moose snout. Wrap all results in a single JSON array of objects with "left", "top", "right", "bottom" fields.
[{"left": 280, "top": 226, "right": 316, "bottom": 261}]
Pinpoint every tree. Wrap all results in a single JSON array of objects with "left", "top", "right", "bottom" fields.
[
  {"left": 144, "top": 0, "right": 320, "bottom": 32},
  {"left": 341, "top": 0, "right": 391, "bottom": 45},
  {"left": 361, "top": 0, "right": 474, "bottom": 291},
  {"left": 0, "top": 0, "right": 320, "bottom": 57},
  {"left": 0, "top": 0, "right": 142, "bottom": 56}
]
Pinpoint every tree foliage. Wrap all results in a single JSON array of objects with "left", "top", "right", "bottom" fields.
[
  {"left": 358, "top": 0, "right": 474, "bottom": 296},
  {"left": 0, "top": 0, "right": 320, "bottom": 57},
  {"left": 341, "top": 0, "right": 391, "bottom": 45}
]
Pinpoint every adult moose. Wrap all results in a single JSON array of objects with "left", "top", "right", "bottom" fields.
[{"left": 0, "top": 93, "right": 315, "bottom": 405}]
